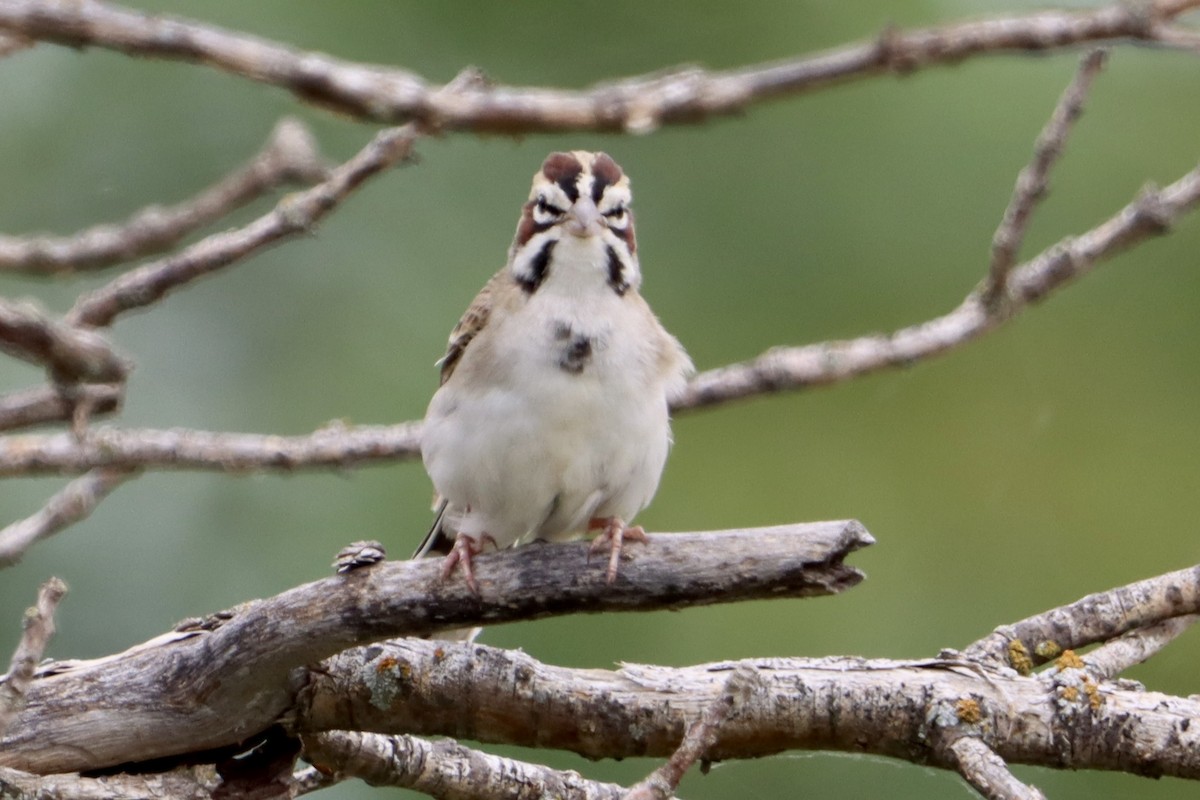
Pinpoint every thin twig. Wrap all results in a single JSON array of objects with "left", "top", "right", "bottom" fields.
[
  {"left": 0, "top": 1, "right": 1196, "bottom": 132},
  {"left": 2, "top": 158, "right": 1198, "bottom": 476},
  {"left": 0, "top": 298, "right": 128, "bottom": 382},
  {"left": 1083, "top": 614, "right": 1199, "bottom": 680},
  {"left": 0, "top": 469, "right": 134, "bottom": 567},
  {"left": 0, "top": 421, "right": 422, "bottom": 476},
  {"left": 301, "top": 731, "right": 644, "bottom": 800},
  {"left": 961, "top": 564, "right": 1200, "bottom": 670},
  {"left": 0, "top": 578, "right": 67, "bottom": 737},
  {"left": 0, "top": 118, "right": 327, "bottom": 276},
  {"left": 983, "top": 49, "right": 1108, "bottom": 307},
  {"left": 624, "top": 665, "right": 760, "bottom": 800},
  {"left": 672, "top": 162, "right": 1200, "bottom": 412},
  {"left": 66, "top": 124, "right": 419, "bottom": 328},
  {"left": 947, "top": 736, "right": 1048, "bottom": 800},
  {"left": 0, "top": 383, "right": 121, "bottom": 432}
]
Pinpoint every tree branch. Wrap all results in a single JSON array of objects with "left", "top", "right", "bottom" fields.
[
  {"left": 1082, "top": 614, "right": 1199, "bottom": 680},
  {"left": 983, "top": 48, "right": 1107, "bottom": 306},
  {"left": 0, "top": 383, "right": 120, "bottom": 432},
  {"left": 297, "top": 637, "right": 1200, "bottom": 780},
  {"left": 0, "top": 578, "right": 67, "bottom": 737},
  {"left": 945, "top": 736, "right": 1047, "bottom": 800},
  {"left": 5, "top": 153, "right": 1197, "bottom": 477},
  {"left": 961, "top": 564, "right": 1200, "bottom": 671},
  {"left": 65, "top": 124, "right": 421, "bottom": 329},
  {"left": 0, "top": 297, "right": 128, "bottom": 382},
  {"left": 624, "top": 665, "right": 759, "bottom": 800},
  {"left": 0, "top": 521, "right": 870, "bottom": 773},
  {"left": 0, "top": 117, "right": 327, "bottom": 275},
  {"left": 0, "top": 421, "right": 421, "bottom": 476},
  {"left": 672, "top": 160, "right": 1200, "bottom": 411},
  {"left": 301, "top": 731, "right": 647, "bottom": 800},
  {"left": 0, "top": 0, "right": 1196, "bottom": 132},
  {"left": 0, "top": 763, "right": 218, "bottom": 800},
  {"left": 0, "top": 469, "right": 135, "bottom": 568}
]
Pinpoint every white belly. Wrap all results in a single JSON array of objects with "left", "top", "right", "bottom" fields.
[{"left": 422, "top": 290, "right": 674, "bottom": 548}]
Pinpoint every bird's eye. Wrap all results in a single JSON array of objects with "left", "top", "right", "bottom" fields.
[
  {"left": 535, "top": 197, "right": 565, "bottom": 217},
  {"left": 603, "top": 206, "right": 628, "bottom": 225}
]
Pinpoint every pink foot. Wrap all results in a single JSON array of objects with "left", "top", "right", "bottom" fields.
[
  {"left": 587, "top": 516, "right": 649, "bottom": 584},
  {"left": 441, "top": 533, "right": 497, "bottom": 594}
]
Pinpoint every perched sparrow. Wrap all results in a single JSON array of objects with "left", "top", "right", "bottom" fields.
[{"left": 416, "top": 151, "right": 693, "bottom": 591}]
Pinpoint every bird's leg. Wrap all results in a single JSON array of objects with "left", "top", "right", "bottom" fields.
[
  {"left": 441, "top": 533, "right": 497, "bottom": 595},
  {"left": 587, "top": 516, "right": 649, "bottom": 584}
]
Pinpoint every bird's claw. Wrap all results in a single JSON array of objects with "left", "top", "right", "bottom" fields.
[
  {"left": 587, "top": 516, "right": 648, "bottom": 584},
  {"left": 441, "top": 533, "right": 497, "bottom": 595}
]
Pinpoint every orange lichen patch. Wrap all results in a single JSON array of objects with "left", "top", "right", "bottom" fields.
[
  {"left": 1084, "top": 678, "right": 1104, "bottom": 710},
  {"left": 1008, "top": 640, "right": 1033, "bottom": 676},
  {"left": 956, "top": 698, "right": 983, "bottom": 725},
  {"left": 1034, "top": 640, "right": 1062, "bottom": 660},
  {"left": 1056, "top": 650, "right": 1085, "bottom": 671}
]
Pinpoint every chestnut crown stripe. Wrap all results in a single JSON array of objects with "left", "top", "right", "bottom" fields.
[{"left": 508, "top": 151, "right": 639, "bottom": 294}]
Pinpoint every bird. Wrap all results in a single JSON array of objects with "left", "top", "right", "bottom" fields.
[{"left": 416, "top": 151, "right": 693, "bottom": 593}]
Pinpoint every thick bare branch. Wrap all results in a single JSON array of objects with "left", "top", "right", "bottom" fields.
[
  {"left": 0, "top": 469, "right": 134, "bottom": 567},
  {"left": 0, "top": 521, "right": 870, "bottom": 773},
  {"left": 946, "top": 736, "right": 1048, "bottom": 800},
  {"left": 961, "top": 564, "right": 1200, "bottom": 670},
  {"left": 0, "top": 578, "right": 67, "bottom": 737},
  {"left": 0, "top": 1, "right": 1196, "bottom": 132},
  {"left": 624, "top": 665, "right": 760, "bottom": 800},
  {"left": 301, "top": 731, "right": 645, "bottom": 800},
  {"left": 0, "top": 383, "right": 120, "bottom": 432},
  {"left": 65, "top": 123, "right": 420, "bottom": 328},
  {"left": 0, "top": 421, "right": 421, "bottom": 476},
  {"left": 672, "top": 161, "right": 1200, "bottom": 411},
  {"left": 0, "top": 298, "right": 128, "bottom": 382},
  {"left": 299, "top": 639, "right": 1200, "bottom": 780},
  {"left": 0, "top": 764, "right": 218, "bottom": 800},
  {"left": 983, "top": 49, "right": 1107, "bottom": 306},
  {"left": 0, "top": 118, "right": 327, "bottom": 276}
]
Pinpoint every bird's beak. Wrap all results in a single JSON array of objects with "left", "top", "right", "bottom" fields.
[{"left": 565, "top": 197, "right": 603, "bottom": 238}]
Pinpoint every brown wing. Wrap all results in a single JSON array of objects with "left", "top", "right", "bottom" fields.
[{"left": 437, "top": 268, "right": 506, "bottom": 385}]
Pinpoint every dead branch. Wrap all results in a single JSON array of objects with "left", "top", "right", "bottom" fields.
[
  {"left": 0, "top": 578, "right": 66, "bottom": 737},
  {"left": 0, "top": 117, "right": 327, "bottom": 275},
  {"left": 0, "top": 297, "right": 128, "bottom": 382},
  {"left": 0, "top": 1, "right": 1197, "bottom": 133},
  {"left": 961, "top": 564, "right": 1200, "bottom": 670},
  {"left": 624, "top": 665, "right": 760, "bottom": 800},
  {"left": 65, "top": 124, "right": 420, "bottom": 328},
  {"left": 4, "top": 152, "right": 1198, "bottom": 476},
  {"left": 0, "top": 763, "right": 218, "bottom": 800},
  {"left": 983, "top": 49, "right": 1107, "bottom": 306},
  {"left": 0, "top": 383, "right": 120, "bottom": 432},
  {"left": 0, "top": 469, "right": 135, "bottom": 568},
  {"left": 0, "top": 421, "right": 421, "bottom": 476},
  {"left": 301, "top": 731, "right": 647, "bottom": 800},
  {"left": 0, "top": 521, "right": 870, "bottom": 773},
  {"left": 295, "top": 636, "right": 1200, "bottom": 780},
  {"left": 1083, "top": 615, "right": 1199, "bottom": 679},
  {"left": 672, "top": 160, "right": 1200, "bottom": 411},
  {"left": 946, "top": 736, "right": 1048, "bottom": 800}
]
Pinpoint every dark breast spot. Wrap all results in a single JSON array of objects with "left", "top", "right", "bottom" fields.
[{"left": 552, "top": 321, "right": 595, "bottom": 375}]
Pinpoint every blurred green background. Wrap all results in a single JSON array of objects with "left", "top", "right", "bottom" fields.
[{"left": 2, "top": 2, "right": 1199, "bottom": 798}]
